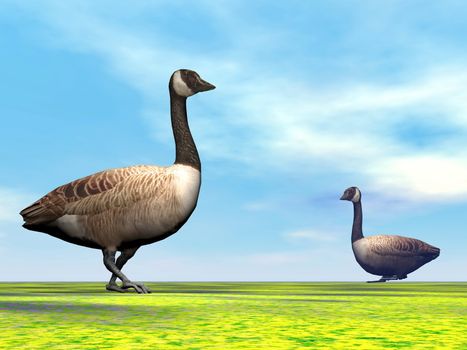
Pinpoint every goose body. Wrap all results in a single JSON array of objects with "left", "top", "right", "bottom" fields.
[
  {"left": 340, "top": 187, "right": 440, "bottom": 282},
  {"left": 352, "top": 234, "right": 440, "bottom": 279},
  {"left": 20, "top": 69, "right": 215, "bottom": 293},
  {"left": 22, "top": 164, "right": 200, "bottom": 250}
]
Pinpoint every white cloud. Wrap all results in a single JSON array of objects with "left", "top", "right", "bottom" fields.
[
  {"left": 284, "top": 229, "right": 337, "bottom": 242},
  {"left": 10, "top": 1, "right": 467, "bottom": 204},
  {"left": 138, "top": 247, "right": 360, "bottom": 281},
  {"left": 247, "top": 251, "right": 311, "bottom": 265},
  {"left": 0, "top": 187, "right": 35, "bottom": 256},
  {"left": 230, "top": 70, "right": 467, "bottom": 202},
  {"left": 0, "top": 188, "right": 35, "bottom": 223},
  {"left": 242, "top": 200, "right": 275, "bottom": 212},
  {"left": 369, "top": 155, "right": 467, "bottom": 201}
]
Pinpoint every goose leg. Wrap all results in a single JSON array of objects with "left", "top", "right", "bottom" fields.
[
  {"left": 102, "top": 249, "right": 150, "bottom": 294},
  {"left": 367, "top": 278, "right": 387, "bottom": 283},
  {"left": 367, "top": 275, "right": 398, "bottom": 283},
  {"left": 106, "top": 247, "right": 139, "bottom": 292},
  {"left": 382, "top": 275, "right": 398, "bottom": 281},
  {"left": 106, "top": 247, "right": 151, "bottom": 293}
]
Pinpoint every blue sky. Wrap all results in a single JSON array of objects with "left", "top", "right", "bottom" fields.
[{"left": 1, "top": 1, "right": 467, "bottom": 281}]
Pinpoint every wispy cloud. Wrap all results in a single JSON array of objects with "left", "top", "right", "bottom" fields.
[
  {"left": 284, "top": 229, "right": 337, "bottom": 242},
  {"left": 231, "top": 69, "right": 467, "bottom": 202},
  {"left": 0, "top": 188, "right": 34, "bottom": 223},
  {"left": 246, "top": 251, "right": 311, "bottom": 265},
  {"left": 0, "top": 187, "right": 34, "bottom": 255},
  {"left": 8, "top": 1, "right": 467, "bottom": 204},
  {"left": 242, "top": 200, "right": 276, "bottom": 212},
  {"left": 72, "top": 244, "right": 354, "bottom": 281}
]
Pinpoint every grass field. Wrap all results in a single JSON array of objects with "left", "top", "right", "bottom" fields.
[{"left": 0, "top": 282, "right": 466, "bottom": 349}]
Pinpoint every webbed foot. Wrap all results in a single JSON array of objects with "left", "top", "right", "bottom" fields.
[
  {"left": 367, "top": 279, "right": 387, "bottom": 283},
  {"left": 121, "top": 281, "right": 151, "bottom": 294},
  {"left": 106, "top": 283, "right": 130, "bottom": 293}
]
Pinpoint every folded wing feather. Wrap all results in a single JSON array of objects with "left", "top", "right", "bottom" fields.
[
  {"left": 20, "top": 165, "right": 165, "bottom": 225},
  {"left": 367, "top": 235, "right": 439, "bottom": 258}
]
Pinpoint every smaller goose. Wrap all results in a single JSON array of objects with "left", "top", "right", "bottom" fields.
[{"left": 340, "top": 186, "right": 440, "bottom": 283}]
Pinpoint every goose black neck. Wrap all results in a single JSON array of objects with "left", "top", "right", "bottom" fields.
[
  {"left": 352, "top": 201, "right": 364, "bottom": 243},
  {"left": 170, "top": 89, "right": 201, "bottom": 171}
]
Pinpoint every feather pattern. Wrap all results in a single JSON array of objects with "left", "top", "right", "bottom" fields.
[
  {"left": 364, "top": 235, "right": 440, "bottom": 258},
  {"left": 20, "top": 164, "right": 200, "bottom": 250},
  {"left": 20, "top": 165, "right": 156, "bottom": 224},
  {"left": 352, "top": 235, "right": 440, "bottom": 277}
]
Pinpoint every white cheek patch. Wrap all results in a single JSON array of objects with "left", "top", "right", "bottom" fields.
[
  {"left": 173, "top": 71, "right": 194, "bottom": 97},
  {"left": 351, "top": 188, "right": 361, "bottom": 203}
]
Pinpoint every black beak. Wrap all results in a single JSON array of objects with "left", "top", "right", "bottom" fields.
[
  {"left": 340, "top": 194, "right": 347, "bottom": 200},
  {"left": 197, "top": 78, "right": 216, "bottom": 92}
]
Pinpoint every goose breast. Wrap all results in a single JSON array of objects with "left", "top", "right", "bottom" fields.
[{"left": 94, "top": 164, "right": 199, "bottom": 247}]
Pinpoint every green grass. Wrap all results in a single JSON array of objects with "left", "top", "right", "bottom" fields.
[{"left": 1, "top": 282, "right": 466, "bottom": 349}]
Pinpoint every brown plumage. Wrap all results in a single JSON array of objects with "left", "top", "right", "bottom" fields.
[
  {"left": 21, "top": 165, "right": 187, "bottom": 250},
  {"left": 22, "top": 165, "right": 147, "bottom": 225},
  {"left": 352, "top": 235, "right": 440, "bottom": 280},
  {"left": 20, "top": 69, "right": 215, "bottom": 293},
  {"left": 365, "top": 235, "right": 440, "bottom": 258}
]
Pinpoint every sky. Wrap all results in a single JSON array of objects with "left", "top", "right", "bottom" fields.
[{"left": 1, "top": 0, "right": 467, "bottom": 281}]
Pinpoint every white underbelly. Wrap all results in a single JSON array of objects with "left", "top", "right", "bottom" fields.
[{"left": 54, "top": 215, "right": 87, "bottom": 239}]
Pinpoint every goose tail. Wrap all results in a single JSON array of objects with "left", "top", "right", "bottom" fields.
[{"left": 424, "top": 245, "right": 440, "bottom": 261}]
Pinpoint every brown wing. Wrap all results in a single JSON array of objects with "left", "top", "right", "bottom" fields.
[
  {"left": 20, "top": 165, "right": 155, "bottom": 225},
  {"left": 368, "top": 235, "right": 440, "bottom": 258}
]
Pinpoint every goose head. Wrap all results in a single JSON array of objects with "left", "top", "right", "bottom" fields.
[
  {"left": 340, "top": 186, "right": 361, "bottom": 203},
  {"left": 170, "top": 69, "right": 216, "bottom": 97}
]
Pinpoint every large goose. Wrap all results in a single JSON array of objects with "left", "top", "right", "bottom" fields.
[
  {"left": 340, "top": 186, "right": 440, "bottom": 282},
  {"left": 20, "top": 69, "right": 215, "bottom": 293}
]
